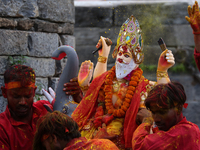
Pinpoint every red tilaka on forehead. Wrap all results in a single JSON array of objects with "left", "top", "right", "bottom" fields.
[
  {"left": 5, "top": 81, "right": 36, "bottom": 89},
  {"left": 120, "top": 45, "right": 128, "bottom": 53}
]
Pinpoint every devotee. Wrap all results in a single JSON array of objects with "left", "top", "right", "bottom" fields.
[
  {"left": 0, "top": 64, "right": 80, "bottom": 150},
  {"left": 185, "top": 0, "right": 200, "bottom": 71},
  {"left": 72, "top": 15, "right": 175, "bottom": 149},
  {"left": 33, "top": 111, "right": 119, "bottom": 150},
  {"left": 132, "top": 82, "right": 200, "bottom": 150}
]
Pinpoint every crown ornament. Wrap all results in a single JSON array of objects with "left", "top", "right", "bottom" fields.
[{"left": 112, "top": 15, "right": 144, "bottom": 64}]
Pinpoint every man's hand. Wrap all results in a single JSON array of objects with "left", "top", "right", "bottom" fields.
[
  {"left": 157, "top": 50, "right": 175, "bottom": 72},
  {"left": 185, "top": 1, "right": 200, "bottom": 33},
  {"left": 63, "top": 77, "right": 83, "bottom": 103},
  {"left": 136, "top": 108, "right": 153, "bottom": 125}
]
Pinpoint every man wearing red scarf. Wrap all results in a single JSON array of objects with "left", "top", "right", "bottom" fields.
[
  {"left": 132, "top": 82, "right": 200, "bottom": 150},
  {"left": 72, "top": 15, "right": 175, "bottom": 149}
]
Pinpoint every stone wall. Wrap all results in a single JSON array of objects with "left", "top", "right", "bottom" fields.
[
  {"left": 0, "top": 0, "right": 75, "bottom": 112},
  {"left": 74, "top": 2, "right": 200, "bottom": 127}
]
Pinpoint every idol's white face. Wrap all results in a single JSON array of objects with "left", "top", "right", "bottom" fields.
[
  {"left": 115, "top": 45, "right": 138, "bottom": 79},
  {"left": 116, "top": 46, "right": 133, "bottom": 64}
]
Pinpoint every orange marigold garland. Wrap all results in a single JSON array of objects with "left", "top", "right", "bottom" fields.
[{"left": 103, "top": 66, "right": 143, "bottom": 118}]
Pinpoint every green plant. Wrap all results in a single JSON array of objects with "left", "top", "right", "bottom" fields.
[{"left": 8, "top": 55, "right": 28, "bottom": 66}]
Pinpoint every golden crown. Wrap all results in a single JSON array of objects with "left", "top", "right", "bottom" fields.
[{"left": 112, "top": 15, "right": 144, "bottom": 64}]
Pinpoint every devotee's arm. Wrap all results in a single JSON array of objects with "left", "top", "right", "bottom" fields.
[
  {"left": 93, "top": 36, "right": 111, "bottom": 79},
  {"left": 185, "top": 1, "right": 200, "bottom": 71}
]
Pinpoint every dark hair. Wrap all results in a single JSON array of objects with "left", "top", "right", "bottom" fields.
[
  {"left": 145, "top": 81, "right": 186, "bottom": 109},
  {"left": 33, "top": 111, "right": 81, "bottom": 150},
  {"left": 4, "top": 65, "right": 35, "bottom": 86}
]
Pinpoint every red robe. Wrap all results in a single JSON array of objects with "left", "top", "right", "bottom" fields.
[
  {"left": 0, "top": 100, "right": 52, "bottom": 150},
  {"left": 194, "top": 48, "right": 200, "bottom": 71},
  {"left": 64, "top": 137, "right": 119, "bottom": 150},
  {"left": 72, "top": 70, "right": 149, "bottom": 148},
  {"left": 132, "top": 117, "right": 200, "bottom": 150}
]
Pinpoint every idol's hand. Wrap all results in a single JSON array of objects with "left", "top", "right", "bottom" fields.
[
  {"left": 63, "top": 77, "right": 83, "bottom": 103},
  {"left": 185, "top": 1, "right": 200, "bottom": 33},
  {"left": 42, "top": 87, "right": 55, "bottom": 104},
  {"left": 96, "top": 36, "right": 111, "bottom": 57},
  {"left": 78, "top": 60, "right": 93, "bottom": 91},
  {"left": 157, "top": 50, "right": 175, "bottom": 72}
]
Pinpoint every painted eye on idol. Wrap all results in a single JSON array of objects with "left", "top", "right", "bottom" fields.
[
  {"left": 118, "top": 52, "right": 122, "bottom": 56},
  {"left": 124, "top": 54, "right": 130, "bottom": 58}
]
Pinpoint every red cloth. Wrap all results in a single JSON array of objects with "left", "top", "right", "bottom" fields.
[
  {"left": 64, "top": 137, "right": 119, "bottom": 150},
  {"left": 0, "top": 100, "right": 52, "bottom": 150},
  {"left": 194, "top": 48, "right": 200, "bottom": 71},
  {"left": 132, "top": 117, "right": 200, "bottom": 150},
  {"left": 72, "top": 70, "right": 149, "bottom": 148}
]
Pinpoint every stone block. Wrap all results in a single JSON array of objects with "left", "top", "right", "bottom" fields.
[
  {"left": 34, "top": 19, "right": 59, "bottom": 33},
  {"left": 35, "top": 77, "right": 48, "bottom": 95},
  {"left": 76, "top": 45, "right": 98, "bottom": 66},
  {"left": 18, "top": 19, "right": 34, "bottom": 30},
  {"left": 0, "top": 0, "right": 39, "bottom": 18},
  {"left": 170, "top": 75, "right": 200, "bottom": 102},
  {"left": 60, "top": 35, "right": 75, "bottom": 48},
  {"left": 99, "top": 27, "right": 120, "bottom": 46},
  {"left": 58, "top": 23, "right": 74, "bottom": 34},
  {"left": 0, "top": 29, "right": 28, "bottom": 55},
  {"left": 15, "top": 56, "right": 56, "bottom": 77},
  {"left": 27, "top": 32, "right": 59, "bottom": 57},
  {"left": 174, "top": 25, "right": 194, "bottom": 46},
  {"left": 114, "top": 3, "right": 188, "bottom": 27},
  {"left": 74, "top": 27, "right": 100, "bottom": 46},
  {"left": 17, "top": 1, "right": 39, "bottom": 18},
  {"left": 37, "top": 0, "right": 75, "bottom": 23},
  {"left": 0, "top": 96, "right": 7, "bottom": 113},
  {"left": 0, "top": 76, "right": 4, "bottom": 95},
  {"left": 48, "top": 77, "right": 59, "bottom": 91},
  {"left": 0, "top": 17, "right": 17, "bottom": 29},
  {"left": 0, "top": 56, "right": 8, "bottom": 75},
  {"left": 142, "top": 25, "right": 194, "bottom": 47},
  {"left": 75, "top": 7, "right": 113, "bottom": 27}
]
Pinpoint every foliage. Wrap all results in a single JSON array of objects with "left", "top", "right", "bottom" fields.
[{"left": 8, "top": 55, "right": 28, "bottom": 66}]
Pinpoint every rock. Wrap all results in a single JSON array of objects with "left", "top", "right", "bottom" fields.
[
  {"left": 37, "top": 0, "right": 75, "bottom": 23},
  {"left": 0, "top": 17, "right": 17, "bottom": 29},
  {"left": 0, "top": 29, "right": 28, "bottom": 55},
  {"left": 18, "top": 19, "right": 34, "bottom": 30},
  {"left": 27, "top": 32, "right": 58, "bottom": 57},
  {"left": 0, "top": 56, "right": 8, "bottom": 75},
  {"left": 35, "top": 77, "right": 48, "bottom": 95},
  {"left": 0, "top": 96, "right": 7, "bottom": 113},
  {"left": 75, "top": 7, "right": 113, "bottom": 27},
  {"left": 34, "top": 19, "right": 59, "bottom": 33}
]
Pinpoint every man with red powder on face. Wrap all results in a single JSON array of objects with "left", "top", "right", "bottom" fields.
[
  {"left": 0, "top": 65, "right": 53, "bottom": 150},
  {"left": 0, "top": 64, "right": 82, "bottom": 150},
  {"left": 132, "top": 82, "right": 200, "bottom": 150}
]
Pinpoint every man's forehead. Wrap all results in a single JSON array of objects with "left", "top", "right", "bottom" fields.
[{"left": 9, "top": 87, "right": 33, "bottom": 94}]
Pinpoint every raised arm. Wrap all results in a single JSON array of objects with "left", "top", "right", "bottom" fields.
[
  {"left": 156, "top": 50, "right": 175, "bottom": 84},
  {"left": 93, "top": 36, "right": 111, "bottom": 79},
  {"left": 185, "top": 1, "right": 200, "bottom": 71}
]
